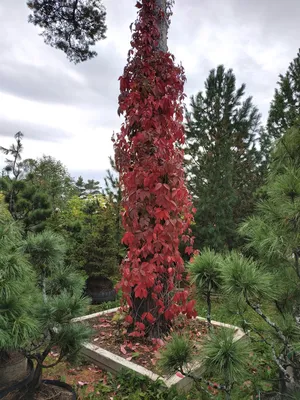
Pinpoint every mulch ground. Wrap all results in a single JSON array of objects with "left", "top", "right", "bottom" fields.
[{"left": 43, "top": 357, "right": 109, "bottom": 398}]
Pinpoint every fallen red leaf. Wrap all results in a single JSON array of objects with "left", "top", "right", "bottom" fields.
[{"left": 120, "top": 345, "right": 127, "bottom": 355}]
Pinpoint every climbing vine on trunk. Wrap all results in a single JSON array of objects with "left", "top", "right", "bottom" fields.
[{"left": 114, "top": 0, "right": 196, "bottom": 338}]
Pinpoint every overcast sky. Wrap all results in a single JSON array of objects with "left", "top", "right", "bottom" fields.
[{"left": 0, "top": 0, "right": 299, "bottom": 183}]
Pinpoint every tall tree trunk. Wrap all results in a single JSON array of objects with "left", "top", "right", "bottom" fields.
[
  {"left": 116, "top": 0, "right": 194, "bottom": 339},
  {"left": 155, "top": 0, "right": 168, "bottom": 52},
  {"left": 130, "top": 0, "right": 170, "bottom": 338}
]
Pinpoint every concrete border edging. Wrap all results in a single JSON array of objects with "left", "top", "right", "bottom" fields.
[{"left": 74, "top": 308, "right": 246, "bottom": 391}]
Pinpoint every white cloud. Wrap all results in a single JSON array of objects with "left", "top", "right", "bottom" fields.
[{"left": 0, "top": 0, "right": 300, "bottom": 177}]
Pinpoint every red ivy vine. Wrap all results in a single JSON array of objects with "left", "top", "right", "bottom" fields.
[{"left": 114, "top": 0, "right": 197, "bottom": 338}]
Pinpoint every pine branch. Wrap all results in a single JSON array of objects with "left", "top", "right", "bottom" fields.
[
  {"left": 245, "top": 296, "right": 289, "bottom": 346},
  {"left": 180, "top": 367, "right": 228, "bottom": 397},
  {"left": 237, "top": 310, "right": 292, "bottom": 384}
]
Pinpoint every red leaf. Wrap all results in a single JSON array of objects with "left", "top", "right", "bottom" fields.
[
  {"left": 186, "top": 300, "right": 197, "bottom": 318},
  {"left": 125, "top": 315, "right": 133, "bottom": 324},
  {"left": 120, "top": 345, "right": 127, "bottom": 355},
  {"left": 134, "top": 285, "right": 148, "bottom": 299},
  {"left": 135, "top": 322, "right": 146, "bottom": 331},
  {"left": 144, "top": 312, "right": 155, "bottom": 323},
  {"left": 129, "top": 331, "right": 144, "bottom": 337},
  {"left": 115, "top": 0, "right": 195, "bottom": 329}
]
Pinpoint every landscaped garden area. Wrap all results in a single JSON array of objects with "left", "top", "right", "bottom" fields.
[{"left": 1, "top": 0, "right": 300, "bottom": 399}]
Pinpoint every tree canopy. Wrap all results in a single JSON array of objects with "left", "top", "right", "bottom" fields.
[
  {"left": 185, "top": 65, "right": 266, "bottom": 251},
  {"left": 267, "top": 48, "right": 300, "bottom": 139},
  {"left": 27, "top": 0, "right": 107, "bottom": 63}
]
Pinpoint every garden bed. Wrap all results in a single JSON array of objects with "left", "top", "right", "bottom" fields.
[{"left": 74, "top": 308, "right": 245, "bottom": 391}]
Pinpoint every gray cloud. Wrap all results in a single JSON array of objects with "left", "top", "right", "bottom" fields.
[
  {"left": 0, "top": 0, "right": 127, "bottom": 115},
  {"left": 169, "top": 0, "right": 300, "bottom": 122},
  {"left": 0, "top": 0, "right": 300, "bottom": 172},
  {"left": 0, "top": 46, "right": 124, "bottom": 109},
  {"left": 2, "top": 0, "right": 298, "bottom": 118},
  {"left": 230, "top": 0, "right": 300, "bottom": 43},
  {"left": 0, "top": 118, "right": 71, "bottom": 142}
]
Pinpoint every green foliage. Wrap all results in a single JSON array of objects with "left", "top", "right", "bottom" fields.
[
  {"left": 211, "top": 123, "right": 300, "bottom": 394},
  {"left": 0, "top": 205, "right": 91, "bottom": 387},
  {"left": 38, "top": 290, "right": 90, "bottom": 326},
  {"left": 0, "top": 133, "right": 53, "bottom": 232},
  {"left": 159, "top": 334, "right": 193, "bottom": 375},
  {"left": 0, "top": 131, "right": 24, "bottom": 179},
  {"left": 188, "top": 249, "right": 222, "bottom": 294},
  {"left": 271, "top": 123, "right": 300, "bottom": 172},
  {"left": 102, "top": 369, "right": 189, "bottom": 400},
  {"left": 55, "top": 194, "right": 119, "bottom": 278},
  {"left": 267, "top": 49, "right": 300, "bottom": 139},
  {"left": 24, "top": 230, "right": 67, "bottom": 276},
  {"left": 22, "top": 228, "right": 92, "bottom": 390},
  {"left": 159, "top": 328, "right": 250, "bottom": 397},
  {"left": 185, "top": 65, "right": 267, "bottom": 252},
  {"left": 239, "top": 124, "right": 300, "bottom": 271},
  {"left": 25, "top": 155, "right": 76, "bottom": 210},
  {"left": 75, "top": 176, "right": 101, "bottom": 198},
  {"left": 47, "top": 264, "right": 87, "bottom": 297},
  {"left": 188, "top": 249, "right": 222, "bottom": 323},
  {"left": 219, "top": 252, "right": 275, "bottom": 302},
  {"left": 0, "top": 201, "right": 39, "bottom": 354},
  {"left": 200, "top": 328, "right": 249, "bottom": 387}
]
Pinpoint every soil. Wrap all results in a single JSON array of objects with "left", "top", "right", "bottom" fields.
[
  {"left": 43, "top": 358, "right": 107, "bottom": 398},
  {"left": 32, "top": 383, "right": 73, "bottom": 400},
  {"left": 2, "top": 382, "right": 73, "bottom": 400},
  {"left": 84, "top": 312, "right": 213, "bottom": 375}
]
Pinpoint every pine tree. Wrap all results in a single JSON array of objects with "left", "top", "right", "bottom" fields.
[
  {"left": 0, "top": 201, "right": 39, "bottom": 363},
  {"left": 188, "top": 249, "right": 222, "bottom": 325},
  {"left": 0, "top": 133, "right": 52, "bottom": 232},
  {"left": 185, "top": 65, "right": 264, "bottom": 251},
  {"left": 27, "top": 0, "right": 107, "bottom": 63},
  {"left": 267, "top": 49, "right": 300, "bottom": 139},
  {"left": 218, "top": 121, "right": 300, "bottom": 395},
  {"left": 161, "top": 122, "right": 300, "bottom": 396},
  {"left": 26, "top": 155, "right": 76, "bottom": 210},
  {"left": 159, "top": 329, "right": 249, "bottom": 398},
  {"left": 23, "top": 230, "right": 91, "bottom": 392},
  {"left": 84, "top": 179, "right": 101, "bottom": 196},
  {"left": 76, "top": 196, "right": 119, "bottom": 278},
  {"left": 0, "top": 131, "right": 25, "bottom": 214},
  {"left": 75, "top": 176, "right": 86, "bottom": 198},
  {"left": 75, "top": 176, "right": 101, "bottom": 198}
]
